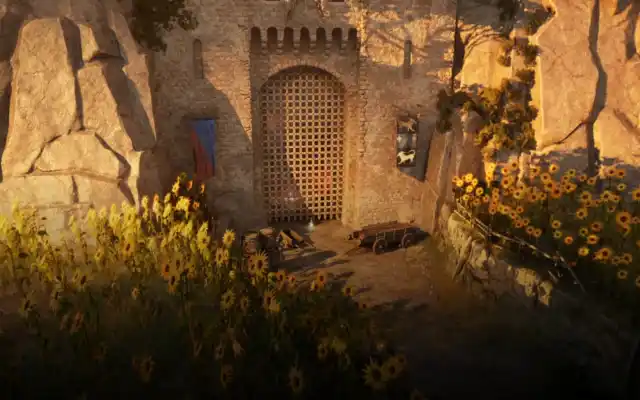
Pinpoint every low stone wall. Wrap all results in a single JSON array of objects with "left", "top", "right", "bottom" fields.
[
  {"left": 436, "top": 203, "right": 559, "bottom": 307},
  {"left": 435, "top": 201, "right": 636, "bottom": 389}
]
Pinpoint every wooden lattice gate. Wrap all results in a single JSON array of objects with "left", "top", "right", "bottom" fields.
[{"left": 260, "top": 66, "right": 345, "bottom": 222}]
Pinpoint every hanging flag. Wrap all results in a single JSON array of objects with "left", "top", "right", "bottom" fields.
[{"left": 190, "top": 119, "right": 216, "bottom": 182}]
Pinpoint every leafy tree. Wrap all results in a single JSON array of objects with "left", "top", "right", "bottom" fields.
[{"left": 121, "top": 0, "right": 198, "bottom": 51}]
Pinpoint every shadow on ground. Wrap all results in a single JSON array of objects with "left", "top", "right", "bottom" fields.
[{"left": 295, "top": 229, "right": 628, "bottom": 400}]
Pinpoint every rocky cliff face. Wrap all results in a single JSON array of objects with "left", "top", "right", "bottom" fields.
[
  {"left": 0, "top": 1, "right": 163, "bottom": 238},
  {"left": 456, "top": 0, "right": 640, "bottom": 181}
]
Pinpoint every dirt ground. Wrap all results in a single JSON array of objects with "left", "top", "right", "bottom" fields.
[{"left": 274, "top": 221, "right": 628, "bottom": 400}]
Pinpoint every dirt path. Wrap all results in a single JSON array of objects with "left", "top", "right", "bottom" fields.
[{"left": 277, "top": 221, "right": 626, "bottom": 399}]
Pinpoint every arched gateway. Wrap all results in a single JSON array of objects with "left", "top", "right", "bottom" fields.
[{"left": 260, "top": 66, "right": 345, "bottom": 222}]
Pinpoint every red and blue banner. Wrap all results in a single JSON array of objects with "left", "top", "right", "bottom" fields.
[{"left": 190, "top": 119, "right": 216, "bottom": 182}]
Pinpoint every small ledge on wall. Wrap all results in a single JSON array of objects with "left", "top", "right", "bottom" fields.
[{"left": 248, "top": 26, "right": 359, "bottom": 56}]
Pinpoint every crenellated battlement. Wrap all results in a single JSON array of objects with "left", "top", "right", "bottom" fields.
[{"left": 250, "top": 26, "right": 359, "bottom": 55}]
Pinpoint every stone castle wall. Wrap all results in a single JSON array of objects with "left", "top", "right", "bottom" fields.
[
  {"left": 0, "top": 0, "right": 458, "bottom": 235},
  {"left": 151, "top": 0, "right": 457, "bottom": 231}
]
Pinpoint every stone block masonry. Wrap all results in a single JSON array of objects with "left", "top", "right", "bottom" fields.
[
  {"left": 0, "top": 0, "right": 459, "bottom": 238},
  {"left": 153, "top": 0, "right": 458, "bottom": 232}
]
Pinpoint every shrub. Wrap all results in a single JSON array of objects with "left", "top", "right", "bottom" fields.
[
  {"left": 0, "top": 176, "right": 422, "bottom": 399},
  {"left": 514, "top": 42, "right": 540, "bottom": 67},
  {"left": 452, "top": 163, "right": 640, "bottom": 310},
  {"left": 515, "top": 69, "right": 536, "bottom": 88},
  {"left": 524, "top": 6, "right": 556, "bottom": 36}
]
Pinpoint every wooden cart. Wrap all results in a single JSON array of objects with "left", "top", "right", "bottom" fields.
[{"left": 347, "top": 221, "right": 420, "bottom": 255}]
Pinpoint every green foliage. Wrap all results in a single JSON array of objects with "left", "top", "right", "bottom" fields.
[
  {"left": 126, "top": 0, "right": 198, "bottom": 51},
  {"left": 435, "top": 72, "right": 538, "bottom": 155},
  {"left": 515, "top": 69, "right": 536, "bottom": 88},
  {"left": 514, "top": 42, "right": 540, "bottom": 67},
  {"left": 0, "top": 176, "right": 422, "bottom": 398},
  {"left": 497, "top": 41, "right": 513, "bottom": 67},
  {"left": 525, "top": 6, "right": 556, "bottom": 36}
]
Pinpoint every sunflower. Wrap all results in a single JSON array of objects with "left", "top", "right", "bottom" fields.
[
  {"left": 167, "top": 273, "right": 180, "bottom": 294},
  {"left": 215, "top": 247, "right": 230, "bottom": 266},
  {"left": 586, "top": 234, "right": 599, "bottom": 245},
  {"left": 578, "top": 247, "right": 590, "bottom": 257},
  {"left": 262, "top": 289, "right": 280, "bottom": 313},
  {"left": 464, "top": 173, "right": 474, "bottom": 183},
  {"left": 601, "top": 190, "right": 614, "bottom": 203},
  {"left": 73, "top": 271, "right": 89, "bottom": 291},
  {"left": 221, "top": 289, "right": 236, "bottom": 311},
  {"left": 616, "top": 183, "right": 627, "bottom": 192},
  {"left": 530, "top": 165, "right": 541, "bottom": 175},
  {"left": 160, "top": 259, "right": 173, "bottom": 280},
  {"left": 501, "top": 176, "right": 515, "bottom": 189},
  {"left": 632, "top": 188, "right": 640, "bottom": 202},
  {"left": 222, "top": 229, "right": 236, "bottom": 248},
  {"left": 456, "top": 179, "right": 464, "bottom": 188},
  {"left": 516, "top": 206, "right": 525, "bottom": 214},
  {"left": 616, "top": 211, "right": 632, "bottom": 227},
  {"left": 214, "top": 341, "right": 225, "bottom": 360},
  {"left": 342, "top": 285, "right": 355, "bottom": 297},
  {"left": 550, "top": 187, "right": 563, "bottom": 199},
  {"left": 548, "top": 164, "right": 559, "bottom": 173},
  {"left": 137, "top": 356, "right": 155, "bottom": 383},
  {"left": 316, "top": 270, "right": 328, "bottom": 286},
  {"left": 579, "top": 227, "right": 589, "bottom": 237},
  {"left": 575, "top": 208, "right": 588, "bottom": 220},
  {"left": 540, "top": 172, "right": 552, "bottom": 183},
  {"left": 317, "top": 341, "right": 329, "bottom": 360},
  {"left": 551, "top": 220, "right": 562, "bottom": 229},
  {"left": 587, "top": 176, "right": 598, "bottom": 186},
  {"left": 612, "top": 256, "right": 622, "bottom": 266},
  {"left": 220, "top": 364, "right": 234, "bottom": 389},
  {"left": 605, "top": 166, "right": 617, "bottom": 178},
  {"left": 382, "top": 356, "right": 404, "bottom": 380},
  {"left": 238, "top": 296, "right": 250, "bottom": 315},
  {"left": 590, "top": 222, "right": 603, "bottom": 233},
  {"left": 489, "top": 206, "right": 498, "bottom": 215},
  {"left": 617, "top": 269, "right": 629, "bottom": 280},
  {"left": 579, "top": 191, "right": 592, "bottom": 203},
  {"left": 594, "top": 247, "right": 613, "bottom": 261},
  {"left": 564, "top": 236, "right": 574, "bottom": 245},
  {"left": 363, "top": 360, "right": 387, "bottom": 390},
  {"left": 553, "top": 230, "right": 563, "bottom": 239},
  {"left": 249, "top": 251, "right": 269, "bottom": 273},
  {"left": 533, "top": 228, "right": 542, "bottom": 238},
  {"left": 288, "top": 366, "right": 304, "bottom": 394},
  {"left": 622, "top": 253, "right": 633, "bottom": 265},
  {"left": 331, "top": 337, "right": 348, "bottom": 355},
  {"left": 526, "top": 226, "right": 535, "bottom": 236}
]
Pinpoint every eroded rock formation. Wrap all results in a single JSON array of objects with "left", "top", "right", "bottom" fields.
[{"left": 0, "top": 15, "right": 162, "bottom": 237}]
